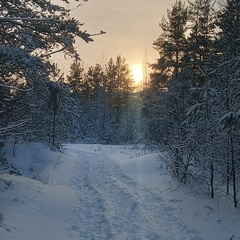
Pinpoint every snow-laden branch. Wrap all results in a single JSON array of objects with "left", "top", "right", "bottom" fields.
[
  {"left": 0, "top": 84, "right": 33, "bottom": 92},
  {"left": 0, "top": 17, "right": 95, "bottom": 42},
  {"left": 0, "top": 17, "right": 57, "bottom": 22},
  {"left": 0, "top": 120, "right": 29, "bottom": 135},
  {"left": 0, "top": 18, "right": 67, "bottom": 35}
]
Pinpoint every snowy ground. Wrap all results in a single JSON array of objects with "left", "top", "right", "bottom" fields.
[{"left": 0, "top": 143, "right": 239, "bottom": 240}]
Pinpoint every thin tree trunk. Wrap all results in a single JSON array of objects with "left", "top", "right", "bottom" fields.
[
  {"left": 229, "top": 133, "right": 238, "bottom": 207},
  {"left": 226, "top": 152, "right": 230, "bottom": 196},
  {"left": 52, "top": 111, "right": 56, "bottom": 146},
  {"left": 210, "top": 158, "right": 214, "bottom": 198}
]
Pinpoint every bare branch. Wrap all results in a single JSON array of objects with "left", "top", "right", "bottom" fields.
[
  {"left": 90, "top": 31, "right": 107, "bottom": 37},
  {"left": 40, "top": 46, "right": 67, "bottom": 59},
  {"left": 68, "top": 0, "right": 88, "bottom": 12}
]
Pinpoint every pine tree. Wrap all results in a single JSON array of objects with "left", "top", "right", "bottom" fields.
[
  {"left": 0, "top": 0, "right": 101, "bottom": 147},
  {"left": 187, "top": 0, "right": 216, "bottom": 86},
  {"left": 147, "top": 1, "right": 191, "bottom": 181},
  {"left": 67, "top": 61, "right": 84, "bottom": 95},
  {"left": 216, "top": 0, "right": 240, "bottom": 207},
  {"left": 152, "top": 0, "right": 188, "bottom": 88},
  {"left": 183, "top": 0, "right": 218, "bottom": 196},
  {"left": 82, "top": 64, "right": 108, "bottom": 140},
  {"left": 105, "top": 56, "right": 133, "bottom": 142}
]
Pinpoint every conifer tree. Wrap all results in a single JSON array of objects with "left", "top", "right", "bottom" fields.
[
  {"left": 147, "top": 1, "right": 190, "bottom": 181},
  {"left": 67, "top": 61, "right": 84, "bottom": 95},
  {"left": 105, "top": 56, "right": 133, "bottom": 141},
  {"left": 0, "top": 0, "right": 103, "bottom": 147},
  {"left": 216, "top": 0, "right": 240, "bottom": 207},
  {"left": 183, "top": 0, "right": 218, "bottom": 196}
]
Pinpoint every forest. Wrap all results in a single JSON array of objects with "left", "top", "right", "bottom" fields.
[{"left": 0, "top": 0, "right": 240, "bottom": 207}]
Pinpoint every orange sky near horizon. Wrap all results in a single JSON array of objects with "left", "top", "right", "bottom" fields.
[{"left": 55, "top": 0, "right": 176, "bottom": 72}]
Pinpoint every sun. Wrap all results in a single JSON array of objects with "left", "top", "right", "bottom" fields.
[{"left": 132, "top": 64, "right": 143, "bottom": 84}]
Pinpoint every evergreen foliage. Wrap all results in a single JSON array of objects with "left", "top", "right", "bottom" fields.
[
  {"left": 66, "top": 56, "right": 137, "bottom": 143},
  {"left": 144, "top": 0, "right": 240, "bottom": 207},
  {"left": 0, "top": 0, "right": 98, "bottom": 148}
]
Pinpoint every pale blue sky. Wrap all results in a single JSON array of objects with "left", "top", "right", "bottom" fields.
[{"left": 57, "top": 0, "right": 176, "bottom": 70}]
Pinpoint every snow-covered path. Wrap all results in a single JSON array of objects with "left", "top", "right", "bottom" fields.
[
  {"left": 65, "top": 145, "right": 202, "bottom": 240},
  {"left": 2, "top": 143, "right": 239, "bottom": 240}
]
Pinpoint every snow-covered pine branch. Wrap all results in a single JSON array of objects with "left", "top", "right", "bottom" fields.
[
  {"left": 0, "top": 17, "right": 58, "bottom": 22},
  {"left": 0, "top": 84, "right": 33, "bottom": 92}
]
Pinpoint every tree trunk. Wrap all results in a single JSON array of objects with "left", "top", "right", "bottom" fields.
[
  {"left": 210, "top": 158, "right": 214, "bottom": 198},
  {"left": 226, "top": 152, "right": 230, "bottom": 196},
  {"left": 52, "top": 111, "right": 56, "bottom": 146},
  {"left": 229, "top": 133, "right": 238, "bottom": 207}
]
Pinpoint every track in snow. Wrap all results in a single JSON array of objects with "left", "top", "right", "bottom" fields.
[{"left": 67, "top": 146, "right": 203, "bottom": 240}]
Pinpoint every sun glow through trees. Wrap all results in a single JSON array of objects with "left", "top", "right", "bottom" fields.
[{"left": 132, "top": 64, "right": 143, "bottom": 84}]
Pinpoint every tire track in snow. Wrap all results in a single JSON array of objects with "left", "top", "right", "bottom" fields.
[
  {"left": 70, "top": 154, "right": 113, "bottom": 240},
  {"left": 68, "top": 147, "right": 203, "bottom": 240}
]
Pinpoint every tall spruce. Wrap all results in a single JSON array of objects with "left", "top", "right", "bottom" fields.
[
  {"left": 216, "top": 0, "right": 240, "bottom": 207},
  {"left": 147, "top": 1, "right": 191, "bottom": 181},
  {"left": 184, "top": 0, "right": 218, "bottom": 197}
]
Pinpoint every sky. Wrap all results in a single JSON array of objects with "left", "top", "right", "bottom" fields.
[{"left": 57, "top": 0, "right": 176, "bottom": 71}]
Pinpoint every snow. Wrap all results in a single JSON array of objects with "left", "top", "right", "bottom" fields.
[{"left": 0, "top": 143, "right": 240, "bottom": 240}]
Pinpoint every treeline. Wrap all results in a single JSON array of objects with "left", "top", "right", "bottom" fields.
[
  {"left": 65, "top": 56, "right": 144, "bottom": 143},
  {"left": 0, "top": 1, "right": 141, "bottom": 149},
  {"left": 143, "top": 0, "right": 240, "bottom": 207}
]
